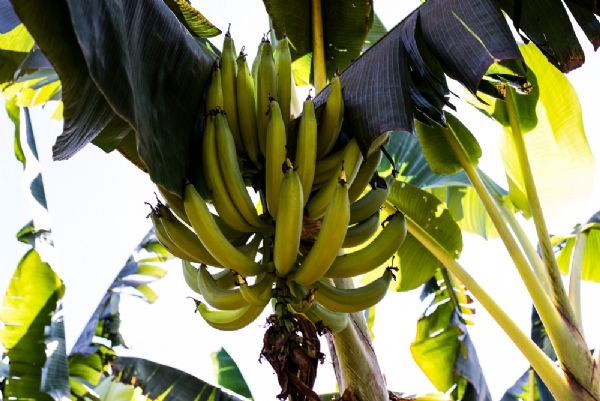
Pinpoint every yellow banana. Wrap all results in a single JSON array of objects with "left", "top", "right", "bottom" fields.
[
  {"left": 342, "top": 211, "right": 380, "bottom": 249},
  {"left": 274, "top": 35, "right": 291, "bottom": 130},
  {"left": 251, "top": 39, "right": 265, "bottom": 86},
  {"left": 183, "top": 261, "right": 237, "bottom": 292},
  {"left": 294, "top": 96, "right": 317, "bottom": 205},
  {"left": 256, "top": 38, "right": 277, "bottom": 155},
  {"left": 306, "top": 139, "right": 363, "bottom": 219},
  {"left": 151, "top": 210, "right": 195, "bottom": 261},
  {"left": 215, "top": 112, "right": 269, "bottom": 231},
  {"left": 348, "top": 150, "right": 382, "bottom": 202},
  {"left": 238, "top": 273, "right": 275, "bottom": 306},
  {"left": 273, "top": 162, "right": 303, "bottom": 276},
  {"left": 220, "top": 29, "right": 242, "bottom": 150},
  {"left": 183, "top": 183, "right": 267, "bottom": 277},
  {"left": 206, "top": 62, "right": 224, "bottom": 112},
  {"left": 325, "top": 212, "right": 407, "bottom": 278},
  {"left": 349, "top": 174, "right": 395, "bottom": 225},
  {"left": 202, "top": 113, "right": 255, "bottom": 233},
  {"left": 265, "top": 99, "right": 287, "bottom": 217},
  {"left": 193, "top": 299, "right": 266, "bottom": 331},
  {"left": 196, "top": 264, "right": 248, "bottom": 310},
  {"left": 158, "top": 185, "right": 189, "bottom": 224},
  {"left": 292, "top": 176, "right": 350, "bottom": 286},
  {"left": 236, "top": 51, "right": 260, "bottom": 167},
  {"left": 316, "top": 75, "right": 344, "bottom": 159},
  {"left": 311, "top": 268, "right": 395, "bottom": 313}
]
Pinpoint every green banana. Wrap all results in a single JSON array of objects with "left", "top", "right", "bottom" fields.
[
  {"left": 220, "top": 29, "right": 242, "bottom": 150},
  {"left": 316, "top": 75, "right": 344, "bottom": 159},
  {"left": 238, "top": 233, "right": 263, "bottom": 259},
  {"left": 236, "top": 51, "right": 260, "bottom": 167},
  {"left": 151, "top": 210, "right": 196, "bottom": 261},
  {"left": 314, "top": 146, "right": 345, "bottom": 182},
  {"left": 294, "top": 96, "right": 317, "bottom": 205},
  {"left": 251, "top": 39, "right": 265, "bottom": 86},
  {"left": 265, "top": 99, "right": 287, "bottom": 217},
  {"left": 215, "top": 112, "right": 269, "bottom": 231},
  {"left": 325, "top": 212, "right": 407, "bottom": 278},
  {"left": 196, "top": 264, "right": 248, "bottom": 310},
  {"left": 183, "top": 261, "right": 237, "bottom": 292},
  {"left": 311, "top": 268, "right": 395, "bottom": 313},
  {"left": 306, "top": 139, "right": 363, "bottom": 219},
  {"left": 239, "top": 273, "right": 274, "bottom": 306},
  {"left": 158, "top": 185, "right": 189, "bottom": 224},
  {"left": 274, "top": 35, "right": 291, "bottom": 130},
  {"left": 349, "top": 174, "right": 395, "bottom": 225},
  {"left": 206, "top": 62, "right": 224, "bottom": 112},
  {"left": 348, "top": 150, "right": 383, "bottom": 202},
  {"left": 342, "top": 211, "right": 380, "bottom": 249},
  {"left": 302, "top": 300, "right": 349, "bottom": 333},
  {"left": 202, "top": 113, "right": 255, "bottom": 233},
  {"left": 256, "top": 38, "right": 277, "bottom": 155},
  {"left": 193, "top": 300, "right": 266, "bottom": 331},
  {"left": 273, "top": 163, "right": 303, "bottom": 276},
  {"left": 292, "top": 177, "right": 350, "bottom": 286},
  {"left": 184, "top": 183, "right": 267, "bottom": 277}
]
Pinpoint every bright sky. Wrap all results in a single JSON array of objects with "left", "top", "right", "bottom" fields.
[{"left": 1, "top": 1, "right": 600, "bottom": 400}]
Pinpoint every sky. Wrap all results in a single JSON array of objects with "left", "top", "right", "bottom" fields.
[{"left": 1, "top": 1, "right": 600, "bottom": 400}]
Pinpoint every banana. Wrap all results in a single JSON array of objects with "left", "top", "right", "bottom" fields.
[
  {"left": 202, "top": 113, "right": 255, "bottom": 233},
  {"left": 206, "top": 62, "right": 224, "bottom": 112},
  {"left": 342, "top": 211, "right": 380, "bottom": 249},
  {"left": 256, "top": 38, "right": 277, "bottom": 155},
  {"left": 220, "top": 29, "right": 242, "bottom": 150},
  {"left": 236, "top": 51, "right": 260, "bottom": 167},
  {"left": 215, "top": 112, "right": 269, "bottom": 231},
  {"left": 348, "top": 150, "right": 382, "bottom": 202},
  {"left": 314, "top": 145, "right": 345, "bottom": 180},
  {"left": 182, "top": 259, "right": 203, "bottom": 293},
  {"left": 306, "top": 139, "right": 363, "bottom": 219},
  {"left": 157, "top": 205, "right": 222, "bottom": 266},
  {"left": 196, "top": 264, "right": 248, "bottom": 310},
  {"left": 294, "top": 96, "right": 317, "bottom": 205},
  {"left": 349, "top": 174, "right": 395, "bottom": 225},
  {"left": 292, "top": 176, "right": 350, "bottom": 286},
  {"left": 274, "top": 35, "right": 291, "bottom": 130},
  {"left": 273, "top": 162, "right": 303, "bottom": 276},
  {"left": 265, "top": 99, "right": 287, "bottom": 217},
  {"left": 311, "top": 268, "right": 395, "bottom": 313},
  {"left": 184, "top": 183, "right": 267, "bottom": 277},
  {"left": 325, "top": 212, "right": 407, "bottom": 278},
  {"left": 316, "top": 75, "right": 344, "bottom": 159},
  {"left": 182, "top": 261, "right": 236, "bottom": 292},
  {"left": 238, "top": 233, "right": 263, "bottom": 259},
  {"left": 193, "top": 299, "right": 266, "bottom": 331},
  {"left": 151, "top": 210, "right": 196, "bottom": 261},
  {"left": 302, "top": 300, "right": 349, "bottom": 333},
  {"left": 158, "top": 185, "right": 189, "bottom": 224},
  {"left": 251, "top": 39, "right": 265, "bottom": 85},
  {"left": 238, "top": 273, "right": 275, "bottom": 306}
]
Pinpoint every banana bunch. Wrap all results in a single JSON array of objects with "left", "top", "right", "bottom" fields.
[{"left": 150, "top": 31, "right": 408, "bottom": 333}]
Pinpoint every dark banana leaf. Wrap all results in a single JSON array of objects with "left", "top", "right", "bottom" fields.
[
  {"left": 213, "top": 348, "right": 253, "bottom": 400},
  {"left": 0, "top": 0, "right": 19, "bottom": 33}
]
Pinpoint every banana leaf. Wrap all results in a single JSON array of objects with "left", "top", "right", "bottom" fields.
[
  {"left": 554, "top": 210, "right": 600, "bottom": 282},
  {"left": 212, "top": 348, "right": 253, "bottom": 400}
]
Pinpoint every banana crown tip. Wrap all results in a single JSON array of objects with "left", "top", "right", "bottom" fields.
[{"left": 282, "top": 158, "right": 294, "bottom": 173}]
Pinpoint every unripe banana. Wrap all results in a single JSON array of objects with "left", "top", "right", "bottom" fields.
[
  {"left": 151, "top": 210, "right": 195, "bottom": 261},
  {"left": 193, "top": 300, "right": 266, "bottom": 331},
  {"left": 316, "top": 75, "right": 344, "bottom": 159},
  {"left": 294, "top": 96, "right": 317, "bottom": 205},
  {"left": 326, "top": 212, "right": 407, "bottom": 278},
  {"left": 182, "top": 261, "right": 236, "bottom": 293},
  {"left": 184, "top": 183, "right": 267, "bottom": 277},
  {"left": 306, "top": 139, "right": 363, "bottom": 219},
  {"left": 314, "top": 146, "right": 345, "bottom": 182},
  {"left": 251, "top": 39, "right": 265, "bottom": 86},
  {"left": 349, "top": 174, "right": 395, "bottom": 225},
  {"left": 196, "top": 264, "right": 248, "bottom": 310},
  {"left": 202, "top": 113, "right": 255, "bottom": 233},
  {"left": 265, "top": 99, "right": 287, "bottom": 217},
  {"left": 302, "top": 300, "right": 349, "bottom": 333},
  {"left": 236, "top": 52, "right": 260, "bottom": 167},
  {"left": 274, "top": 35, "right": 291, "bottom": 130},
  {"left": 215, "top": 112, "right": 269, "bottom": 231},
  {"left": 238, "top": 273, "right": 275, "bottom": 306},
  {"left": 206, "top": 62, "right": 224, "bottom": 112},
  {"left": 311, "top": 268, "right": 395, "bottom": 313},
  {"left": 342, "top": 211, "right": 380, "bottom": 249},
  {"left": 348, "top": 150, "right": 382, "bottom": 202},
  {"left": 158, "top": 185, "right": 189, "bottom": 224},
  {"left": 273, "top": 162, "right": 303, "bottom": 276},
  {"left": 238, "top": 233, "right": 263, "bottom": 260},
  {"left": 221, "top": 30, "right": 242, "bottom": 150},
  {"left": 292, "top": 177, "right": 350, "bottom": 286},
  {"left": 256, "top": 38, "right": 277, "bottom": 155}
]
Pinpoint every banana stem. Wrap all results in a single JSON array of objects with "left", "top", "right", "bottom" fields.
[
  {"left": 440, "top": 268, "right": 461, "bottom": 315},
  {"left": 405, "top": 218, "right": 578, "bottom": 401},
  {"left": 569, "top": 232, "right": 587, "bottom": 329},
  {"left": 311, "top": 0, "right": 326, "bottom": 92},
  {"left": 505, "top": 88, "right": 578, "bottom": 327}
]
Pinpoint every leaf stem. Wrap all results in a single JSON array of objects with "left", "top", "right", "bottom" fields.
[
  {"left": 311, "top": 0, "right": 326, "bottom": 92},
  {"left": 440, "top": 268, "right": 461, "bottom": 315},
  {"left": 569, "top": 232, "right": 587, "bottom": 329},
  {"left": 405, "top": 217, "right": 577, "bottom": 400}
]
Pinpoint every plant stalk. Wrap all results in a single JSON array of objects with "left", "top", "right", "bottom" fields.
[
  {"left": 569, "top": 232, "right": 587, "bottom": 329},
  {"left": 311, "top": 0, "right": 326, "bottom": 92}
]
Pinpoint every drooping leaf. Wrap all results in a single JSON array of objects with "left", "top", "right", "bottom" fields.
[
  {"left": 500, "top": 369, "right": 542, "bottom": 401},
  {"left": 0, "top": 23, "right": 34, "bottom": 84},
  {"left": 564, "top": 1, "right": 600, "bottom": 50},
  {"left": 94, "top": 378, "right": 150, "bottom": 401},
  {"left": 363, "top": 13, "right": 387, "bottom": 51},
  {"left": 162, "top": 0, "right": 221, "bottom": 38},
  {"left": 387, "top": 181, "right": 463, "bottom": 291},
  {"left": 0, "top": 0, "right": 19, "bottom": 33},
  {"left": 112, "top": 357, "right": 251, "bottom": 401},
  {"left": 554, "top": 211, "right": 600, "bottom": 282},
  {"left": 5, "top": 97, "right": 24, "bottom": 165},
  {"left": 212, "top": 348, "right": 253, "bottom": 400}
]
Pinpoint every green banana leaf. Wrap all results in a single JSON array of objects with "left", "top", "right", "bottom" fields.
[
  {"left": 554, "top": 211, "right": 600, "bottom": 282},
  {"left": 212, "top": 348, "right": 253, "bottom": 400},
  {"left": 112, "top": 357, "right": 251, "bottom": 401},
  {"left": 500, "top": 370, "right": 542, "bottom": 401},
  {"left": 94, "top": 378, "right": 151, "bottom": 401},
  {"left": 0, "top": 249, "right": 64, "bottom": 401},
  {"left": 0, "top": 22, "right": 33, "bottom": 84}
]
